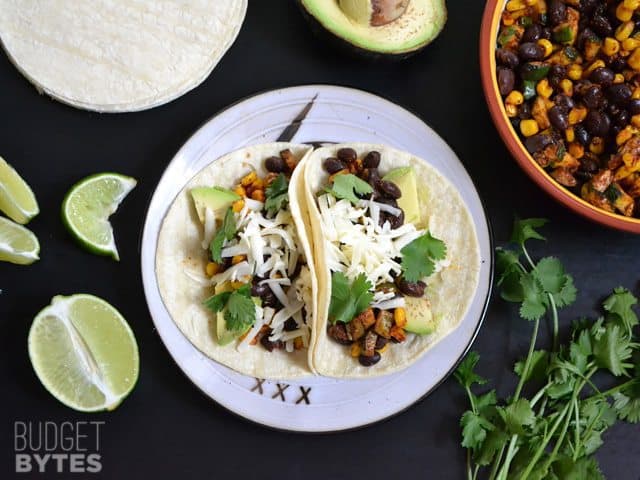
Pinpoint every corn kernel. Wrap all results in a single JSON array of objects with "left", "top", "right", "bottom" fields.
[
  {"left": 230, "top": 281, "right": 245, "bottom": 290},
  {"left": 502, "top": 13, "right": 515, "bottom": 26},
  {"left": 536, "top": 78, "right": 553, "bottom": 98},
  {"left": 567, "top": 64, "right": 582, "bottom": 80},
  {"left": 623, "top": 38, "right": 640, "bottom": 52},
  {"left": 584, "top": 59, "right": 605, "bottom": 77},
  {"left": 376, "top": 343, "right": 389, "bottom": 354},
  {"left": 233, "top": 186, "right": 246, "bottom": 197},
  {"left": 603, "top": 37, "right": 621, "bottom": 56},
  {"left": 537, "top": 39, "right": 553, "bottom": 57},
  {"left": 525, "top": 0, "right": 537, "bottom": 5},
  {"left": 205, "top": 262, "right": 220, "bottom": 277},
  {"left": 617, "top": 126, "right": 636, "bottom": 145},
  {"left": 589, "top": 137, "right": 605, "bottom": 154},
  {"left": 568, "top": 142, "right": 585, "bottom": 159},
  {"left": 633, "top": 87, "right": 640, "bottom": 99},
  {"left": 537, "top": 0, "right": 547, "bottom": 14},
  {"left": 566, "top": 127, "right": 575, "bottom": 143},
  {"left": 568, "top": 107, "right": 587, "bottom": 125},
  {"left": 616, "top": 21, "right": 635, "bottom": 41},
  {"left": 614, "top": 73, "right": 626, "bottom": 84},
  {"left": 560, "top": 79, "right": 574, "bottom": 96},
  {"left": 294, "top": 337, "right": 304, "bottom": 350},
  {"left": 506, "top": 90, "right": 524, "bottom": 105},
  {"left": 505, "top": 103, "right": 518, "bottom": 117},
  {"left": 506, "top": 0, "right": 526, "bottom": 12},
  {"left": 328, "top": 168, "right": 349, "bottom": 183},
  {"left": 520, "top": 119, "right": 539, "bottom": 137},
  {"left": 617, "top": 5, "right": 633, "bottom": 22},
  {"left": 632, "top": 114, "right": 640, "bottom": 128},
  {"left": 623, "top": 0, "right": 640, "bottom": 9},
  {"left": 394, "top": 308, "right": 407, "bottom": 328},
  {"left": 232, "top": 199, "right": 244, "bottom": 212},
  {"left": 251, "top": 178, "right": 264, "bottom": 189},
  {"left": 250, "top": 189, "right": 265, "bottom": 202},
  {"left": 350, "top": 343, "right": 361, "bottom": 357},
  {"left": 240, "top": 171, "right": 257, "bottom": 187},
  {"left": 629, "top": 48, "right": 640, "bottom": 71},
  {"left": 623, "top": 152, "right": 636, "bottom": 166},
  {"left": 232, "top": 255, "right": 246, "bottom": 265}
]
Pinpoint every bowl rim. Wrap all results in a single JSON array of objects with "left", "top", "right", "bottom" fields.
[{"left": 480, "top": 0, "right": 640, "bottom": 234}]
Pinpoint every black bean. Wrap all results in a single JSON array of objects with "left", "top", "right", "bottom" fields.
[
  {"left": 251, "top": 282, "right": 269, "bottom": 298},
  {"left": 541, "top": 26, "right": 552, "bottom": 39},
  {"left": 327, "top": 324, "right": 351, "bottom": 345},
  {"left": 366, "top": 167, "right": 381, "bottom": 188},
  {"left": 548, "top": 106, "right": 569, "bottom": 131},
  {"left": 609, "top": 56, "right": 627, "bottom": 73},
  {"left": 524, "top": 132, "right": 554, "bottom": 153},
  {"left": 518, "top": 102, "right": 532, "bottom": 120},
  {"left": 323, "top": 157, "right": 346, "bottom": 174},
  {"left": 584, "top": 110, "right": 611, "bottom": 137},
  {"left": 607, "top": 84, "right": 633, "bottom": 105},
  {"left": 628, "top": 99, "right": 640, "bottom": 115},
  {"left": 582, "top": 85, "right": 604, "bottom": 109},
  {"left": 265, "top": 156, "right": 286, "bottom": 173},
  {"left": 284, "top": 318, "right": 298, "bottom": 331},
  {"left": 497, "top": 67, "right": 515, "bottom": 96},
  {"left": 375, "top": 336, "right": 388, "bottom": 350},
  {"left": 377, "top": 180, "right": 402, "bottom": 199},
  {"left": 591, "top": 15, "right": 612, "bottom": 38},
  {"left": 358, "top": 352, "right": 381, "bottom": 367},
  {"left": 548, "top": 0, "right": 566, "bottom": 25},
  {"left": 554, "top": 94, "right": 574, "bottom": 113},
  {"left": 378, "top": 212, "right": 390, "bottom": 227},
  {"left": 574, "top": 79, "right": 593, "bottom": 99},
  {"left": 337, "top": 148, "right": 357, "bottom": 163},
  {"left": 519, "top": 42, "right": 545, "bottom": 61},
  {"left": 522, "top": 23, "right": 544, "bottom": 43},
  {"left": 614, "top": 109, "right": 629, "bottom": 127},
  {"left": 388, "top": 209, "right": 405, "bottom": 230},
  {"left": 579, "top": 0, "right": 598, "bottom": 15},
  {"left": 496, "top": 48, "right": 519, "bottom": 69},
  {"left": 260, "top": 330, "right": 283, "bottom": 352},
  {"left": 363, "top": 151, "right": 381, "bottom": 168},
  {"left": 261, "top": 289, "right": 282, "bottom": 309},
  {"left": 590, "top": 67, "right": 615, "bottom": 86},
  {"left": 574, "top": 124, "right": 591, "bottom": 146},
  {"left": 396, "top": 277, "right": 426, "bottom": 297},
  {"left": 548, "top": 65, "right": 566, "bottom": 89},
  {"left": 580, "top": 154, "right": 600, "bottom": 173}
]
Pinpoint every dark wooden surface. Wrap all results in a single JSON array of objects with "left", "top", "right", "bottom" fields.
[{"left": 1, "top": 1, "right": 639, "bottom": 478}]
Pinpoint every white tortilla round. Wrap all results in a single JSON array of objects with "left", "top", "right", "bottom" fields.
[
  {"left": 302, "top": 143, "right": 481, "bottom": 378},
  {"left": 0, "top": 0, "right": 247, "bottom": 112},
  {"left": 156, "top": 143, "right": 316, "bottom": 380}
]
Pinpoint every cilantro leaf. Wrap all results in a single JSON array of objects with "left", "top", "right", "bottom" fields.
[
  {"left": 209, "top": 207, "right": 237, "bottom": 262},
  {"left": 533, "top": 257, "right": 566, "bottom": 294},
  {"left": 461, "top": 410, "right": 495, "bottom": 449},
  {"left": 265, "top": 173, "right": 289, "bottom": 215},
  {"left": 324, "top": 173, "right": 373, "bottom": 204},
  {"left": 592, "top": 324, "right": 635, "bottom": 376},
  {"left": 551, "top": 456, "right": 604, "bottom": 480},
  {"left": 454, "top": 351, "right": 487, "bottom": 389},
  {"left": 514, "top": 350, "right": 549, "bottom": 382},
  {"left": 603, "top": 287, "right": 638, "bottom": 334},
  {"left": 552, "top": 274, "right": 577, "bottom": 308},
  {"left": 496, "top": 248, "right": 526, "bottom": 302},
  {"left": 400, "top": 231, "right": 447, "bottom": 282},
  {"left": 224, "top": 286, "right": 256, "bottom": 332},
  {"left": 510, "top": 218, "right": 548, "bottom": 247},
  {"left": 474, "top": 429, "right": 509, "bottom": 466},
  {"left": 519, "top": 273, "right": 548, "bottom": 321},
  {"left": 613, "top": 392, "right": 640, "bottom": 423},
  {"left": 497, "top": 398, "right": 535, "bottom": 435},
  {"left": 202, "top": 291, "right": 232, "bottom": 312},
  {"left": 328, "top": 272, "right": 373, "bottom": 324}
]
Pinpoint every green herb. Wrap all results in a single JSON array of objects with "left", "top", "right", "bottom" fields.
[
  {"left": 265, "top": 173, "right": 289, "bottom": 215},
  {"left": 556, "top": 143, "right": 566, "bottom": 160},
  {"left": 519, "top": 16, "right": 533, "bottom": 27},
  {"left": 203, "top": 284, "right": 256, "bottom": 332},
  {"left": 324, "top": 173, "right": 373, "bottom": 204},
  {"left": 522, "top": 80, "right": 537, "bottom": 101},
  {"left": 456, "top": 219, "right": 640, "bottom": 480},
  {"left": 209, "top": 207, "right": 237, "bottom": 263},
  {"left": 400, "top": 231, "right": 447, "bottom": 283},
  {"left": 553, "top": 25, "right": 574, "bottom": 43},
  {"left": 604, "top": 184, "right": 621, "bottom": 203},
  {"left": 498, "top": 26, "right": 517, "bottom": 47},
  {"left": 328, "top": 272, "right": 374, "bottom": 324}
]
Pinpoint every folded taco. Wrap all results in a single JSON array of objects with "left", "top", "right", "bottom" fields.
[
  {"left": 156, "top": 143, "right": 317, "bottom": 379},
  {"left": 300, "top": 143, "right": 480, "bottom": 377}
]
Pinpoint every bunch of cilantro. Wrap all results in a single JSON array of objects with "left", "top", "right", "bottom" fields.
[{"left": 456, "top": 219, "right": 640, "bottom": 480}]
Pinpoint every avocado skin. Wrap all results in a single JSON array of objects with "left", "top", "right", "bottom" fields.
[{"left": 296, "top": 0, "right": 447, "bottom": 61}]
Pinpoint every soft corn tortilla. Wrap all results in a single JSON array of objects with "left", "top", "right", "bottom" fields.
[
  {"left": 301, "top": 143, "right": 481, "bottom": 378},
  {"left": 0, "top": 0, "right": 247, "bottom": 112},
  {"left": 156, "top": 143, "right": 316, "bottom": 379}
]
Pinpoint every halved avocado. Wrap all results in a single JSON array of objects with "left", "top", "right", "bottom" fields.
[
  {"left": 298, "top": 0, "right": 447, "bottom": 59},
  {"left": 190, "top": 186, "right": 239, "bottom": 224},
  {"left": 404, "top": 296, "right": 437, "bottom": 335},
  {"left": 383, "top": 166, "right": 421, "bottom": 226}
]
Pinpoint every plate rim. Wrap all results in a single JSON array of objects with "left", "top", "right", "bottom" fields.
[{"left": 140, "top": 84, "right": 495, "bottom": 433}]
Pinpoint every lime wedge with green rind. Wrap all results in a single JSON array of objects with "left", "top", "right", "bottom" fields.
[
  {"left": 61, "top": 173, "right": 136, "bottom": 260},
  {"left": 28, "top": 294, "right": 139, "bottom": 412},
  {"left": 0, "top": 216, "right": 39, "bottom": 264},
  {"left": 0, "top": 156, "right": 39, "bottom": 224}
]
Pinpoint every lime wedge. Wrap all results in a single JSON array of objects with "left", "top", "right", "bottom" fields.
[
  {"left": 0, "top": 216, "right": 40, "bottom": 264},
  {"left": 61, "top": 173, "right": 136, "bottom": 260},
  {"left": 0, "top": 156, "right": 39, "bottom": 224},
  {"left": 28, "top": 294, "right": 139, "bottom": 412}
]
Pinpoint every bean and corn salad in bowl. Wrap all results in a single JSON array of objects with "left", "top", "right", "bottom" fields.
[{"left": 484, "top": 0, "right": 640, "bottom": 230}]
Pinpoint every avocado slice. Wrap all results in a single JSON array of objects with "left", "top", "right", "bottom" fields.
[
  {"left": 298, "top": 0, "right": 447, "bottom": 58},
  {"left": 404, "top": 296, "right": 437, "bottom": 335},
  {"left": 190, "top": 187, "right": 240, "bottom": 223},
  {"left": 383, "top": 166, "right": 421, "bottom": 226}
]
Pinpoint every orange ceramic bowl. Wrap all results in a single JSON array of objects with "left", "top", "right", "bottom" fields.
[{"left": 480, "top": 0, "right": 640, "bottom": 234}]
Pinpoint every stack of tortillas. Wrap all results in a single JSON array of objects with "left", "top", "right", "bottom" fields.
[{"left": 0, "top": 0, "right": 247, "bottom": 112}]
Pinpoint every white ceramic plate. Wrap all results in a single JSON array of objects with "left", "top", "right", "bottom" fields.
[{"left": 141, "top": 85, "right": 493, "bottom": 432}]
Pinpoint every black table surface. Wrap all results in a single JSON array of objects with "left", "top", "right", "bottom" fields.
[{"left": 2, "top": 1, "right": 639, "bottom": 479}]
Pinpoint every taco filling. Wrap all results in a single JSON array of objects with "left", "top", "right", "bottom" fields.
[
  {"left": 193, "top": 149, "right": 312, "bottom": 353},
  {"left": 316, "top": 148, "right": 449, "bottom": 367}
]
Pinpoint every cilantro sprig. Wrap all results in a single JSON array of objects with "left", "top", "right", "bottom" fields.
[
  {"left": 324, "top": 173, "right": 373, "bottom": 204},
  {"left": 265, "top": 173, "right": 289, "bottom": 215},
  {"left": 203, "top": 284, "right": 256, "bottom": 332},
  {"left": 209, "top": 207, "right": 236, "bottom": 263},
  {"left": 400, "top": 231, "right": 447, "bottom": 282},
  {"left": 328, "top": 272, "right": 374, "bottom": 324},
  {"left": 455, "top": 219, "right": 640, "bottom": 480}
]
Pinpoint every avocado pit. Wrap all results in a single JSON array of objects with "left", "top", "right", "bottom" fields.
[{"left": 339, "top": 0, "right": 410, "bottom": 27}]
